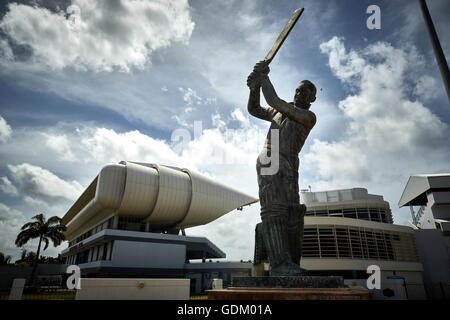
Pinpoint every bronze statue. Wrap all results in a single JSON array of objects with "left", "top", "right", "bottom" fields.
[{"left": 247, "top": 60, "right": 316, "bottom": 276}]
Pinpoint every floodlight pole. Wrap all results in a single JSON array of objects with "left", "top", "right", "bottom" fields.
[{"left": 418, "top": 0, "right": 450, "bottom": 102}]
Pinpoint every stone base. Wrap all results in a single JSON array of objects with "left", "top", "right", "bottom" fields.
[
  {"left": 75, "top": 278, "right": 190, "bottom": 300},
  {"left": 232, "top": 276, "right": 344, "bottom": 288},
  {"left": 207, "top": 287, "right": 371, "bottom": 300}
]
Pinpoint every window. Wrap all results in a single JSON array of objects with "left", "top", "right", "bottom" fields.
[
  {"left": 318, "top": 228, "right": 337, "bottom": 258},
  {"left": 349, "top": 229, "right": 363, "bottom": 258},
  {"left": 102, "top": 243, "right": 108, "bottom": 260},
  {"left": 96, "top": 246, "right": 100, "bottom": 261},
  {"left": 343, "top": 210, "right": 357, "bottom": 219},
  {"left": 329, "top": 209, "right": 343, "bottom": 217},
  {"left": 300, "top": 226, "right": 419, "bottom": 262},
  {"left": 118, "top": 216, "right": 146, "bottom": 231},
  {"left": 336, "top": 228, "right": 351, "bottom": 258},
  {"left": 109, "top": 241, "right": 114, "bottom": 260},
  {"left": 369, "top": 208, "right": 380, "bottom": 222},
  {"left": 356, "top": 208, "right": 369, "bottom": 220}
]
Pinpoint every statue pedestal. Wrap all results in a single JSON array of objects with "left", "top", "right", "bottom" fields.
[
  {"left": 232, "top": 276, "right": 344, "bottom": 288},
  {"left": 206, "top": 276, "right": 371, "bottom": 300},
  {"left": 207, "top": 287, "right": 371, "bottom": 300}
]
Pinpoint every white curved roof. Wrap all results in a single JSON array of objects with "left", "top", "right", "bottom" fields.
[{"left": 62, "top": 161, "right": 258, "bottom": 239}]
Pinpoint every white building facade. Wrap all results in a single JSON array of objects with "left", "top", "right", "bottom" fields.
[
  {"left": 399, "top": 173, "right": 450, "bottom": 299},
  {"left": 299, "top": 188, "right": 427, "bottom": 299}
]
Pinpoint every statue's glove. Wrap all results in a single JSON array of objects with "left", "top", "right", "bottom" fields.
[
  {"left": 253, "top": 60, "right": 270, "bottom": 75},
  {"left": 247, "top": 71, "right": 262, "bottom": 90}
]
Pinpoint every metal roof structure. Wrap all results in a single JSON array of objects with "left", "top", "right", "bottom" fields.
[
  {"left": 62, "top": 161, "right": 258, "bottom": 240},
  {"left": 61, "top": 229, "right": 225, "bottom": 260},
  {"left": 398, "top": 173, "right": 450, "bottom": 207}
]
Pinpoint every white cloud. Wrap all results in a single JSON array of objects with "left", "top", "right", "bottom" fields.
[
  {"left": 318, "top": 37, "right": 446, "bottom": 153},
  {"left": 0, "top": 1, "right": 310, "bottom": 132},
  {"left": 304, "top": 139, "right": 370, "bottom": 185},
  {"left": 80, "top": 128, "right": 185, "bottom": 167},
  {"left": 0, "top": 202, "right": 24, "bottom": 223},
  {"left": 7, "top": 163, "right": 84, "bottom": 203},
  {"left": 0, "top": 203, "right": 26, "bottom": 256},
  {"left": 231, "top": 108, "right": 250, "bottom": 126},
  {"left": 0, "top": 176, "right": 18, "bottom": 196},
  {"left": 179, "top": 87, "right": 202, "bottom": 106},
  {"left": 44, "top": 134, "right": 76, "bottom": 161},
  {"left": 413, "top": 75, "right": 440, "bottom": 103},
  {"left": 0, "top": 0, "right": 195, "bottom": 72},
  {"left": 0, "top": 39, "right": 13, "bottom": 61},
  {"left": 319, "top": 36, "right": 365, "bottom": 84},
  {"left": 23, "top": 195, "right": 50, "bottom": 209},
  {"left": 0, "top": 202, "right": 68, "bottom": 260},
  {"left": 303, "top": 37, "right": 450, "bottom": 223},
  {"left": 0, "top": 115, "right": 12, "bottom": 143}
]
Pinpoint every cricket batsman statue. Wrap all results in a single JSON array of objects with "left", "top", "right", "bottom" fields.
[{"left": 247, "top": 9, "right": 317, "bottom": 276}]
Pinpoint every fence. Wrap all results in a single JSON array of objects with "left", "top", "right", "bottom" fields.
[{"left": 0, "top": 285, "right": 76, "bottom": 300}]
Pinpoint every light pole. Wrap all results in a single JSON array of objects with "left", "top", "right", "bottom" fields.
[{"left": 418, "top": 0, "right": 450, "bottom": 102}]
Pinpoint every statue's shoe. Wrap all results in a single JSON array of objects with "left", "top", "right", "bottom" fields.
[{"left": 270, "top": 261, "right": 308, "bottom": 277}]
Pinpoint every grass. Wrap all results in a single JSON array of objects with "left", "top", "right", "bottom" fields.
[
  {"left": 1, "top": 291, "right": 205, "bottom": 300},
  {"left": 0, "top": 290, "right": 76, "bottom": 300},
  {"left": 190, "top": 294, "right": 208, "bottom": 300}
]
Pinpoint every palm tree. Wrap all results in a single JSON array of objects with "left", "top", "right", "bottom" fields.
[{"left": 15, "top": 213, "right": 67, "bottom": 285}]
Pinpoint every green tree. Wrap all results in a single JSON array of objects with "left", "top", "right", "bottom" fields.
[
  {"left": 15, "top": 213, "right": 66, "bottom": 285},
  {"left": 14, "top": 249, "right": 36, "bottom": 266},
  {"left": 0, "top": 252, "right": 12, "bottom": 265}
]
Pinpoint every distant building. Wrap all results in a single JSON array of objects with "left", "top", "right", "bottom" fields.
[
  {"left": 399, "top": 173, "right": 450, "bottom": 299},
  {"left": 60, "top": 161, "right": 257, "bottom": 293},
  {"left": 300, "top": 188, "right": 426, "bottom": 299}
]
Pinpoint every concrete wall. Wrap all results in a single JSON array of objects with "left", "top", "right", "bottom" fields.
[
  {"left": 0, "top": 267, "right": 31, "bottom": 289},
  {"left": 0, "top": 264, "right": 67, "bottom": 289},
  {"left": 75, "top": 278, "right": 190, "bottom": 300},
  {"left": 111, "top": 240, "right": 186, "bottom": 269}
]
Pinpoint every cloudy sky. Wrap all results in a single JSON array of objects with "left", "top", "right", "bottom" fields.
[{"left": 0, "top": 0, "right": 449, "bottom": 262}]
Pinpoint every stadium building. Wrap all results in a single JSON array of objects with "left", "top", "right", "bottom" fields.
[
  {"left": 399, "top": 173, "right": 450, "bottom": 299},
  {"left": 60, "top": 161, "right": 257, "bottom": 293},
  {"left": 299, "top": 188, "right": 427, "bottom": 299}
]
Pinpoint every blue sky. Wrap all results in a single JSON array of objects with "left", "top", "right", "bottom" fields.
[{"left": 0, "top": 0, "right": 449, "bottom": 261}]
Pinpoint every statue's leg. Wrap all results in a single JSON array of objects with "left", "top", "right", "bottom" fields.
[
  {"left": 258, "top": 157, "right": 305, "bottom": 276},
  {"left": 261, "top": 208, "right": 291, "bottom": 272},
  {"left": 287, "top": 204, "right": 306, "bottom": 265},
  {"left": 253, "top": 222, "right": 267, "bottom": 265}
]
